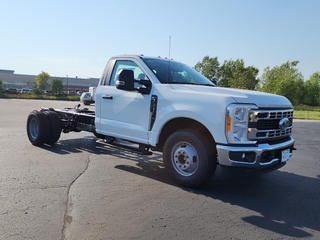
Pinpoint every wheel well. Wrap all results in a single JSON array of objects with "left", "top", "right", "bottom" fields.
[{"left": 157, "top": 118, "right": 216, "bottom": 151}]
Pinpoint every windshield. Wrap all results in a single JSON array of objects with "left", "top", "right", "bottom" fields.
[{"left": 142, "top": 58, "right": 216, "bottom": 86}]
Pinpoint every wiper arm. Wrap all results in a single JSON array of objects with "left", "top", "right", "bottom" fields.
[
  {"left": 182, "top": 82, "right": 215, "bottom": 87},
  {"left": 165, "top": 82, "right": 215, "bottom": 86}
]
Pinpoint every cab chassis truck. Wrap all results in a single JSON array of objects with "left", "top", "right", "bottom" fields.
[{"left": 26, "top": 55, "right": 295, "bottom": 188}]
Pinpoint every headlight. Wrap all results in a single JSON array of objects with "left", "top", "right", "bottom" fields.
[{"left": 226, "top": 104, "right": 257, "bottom": 144}]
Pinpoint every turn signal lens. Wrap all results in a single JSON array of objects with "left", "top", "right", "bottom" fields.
[{"left": 226, "top": 115, "right": 231, "bottom": 132}]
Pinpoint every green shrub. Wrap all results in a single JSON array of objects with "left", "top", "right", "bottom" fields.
[{"left": 32, "top": 88, "right": 42, "bottom": 95}]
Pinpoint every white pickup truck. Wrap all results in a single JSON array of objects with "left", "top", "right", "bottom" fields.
[
  {"left": 26, "top": 54, "right": 295, "bottom": 187},
  {"left": 80, "top": 87, "right": 96, "bottom": 105}
]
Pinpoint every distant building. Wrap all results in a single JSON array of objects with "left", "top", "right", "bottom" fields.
[{"left": 0, "top": 69, "right": 99, "bottom": 93}]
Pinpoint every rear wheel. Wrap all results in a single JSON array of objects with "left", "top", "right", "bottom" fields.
[
  {"left": 163, "top": 129, "right": 217, "bottom": 188},
  {"left": 26, "top": 111, "right": 50, "bottom": 145},
  {"left": 44, "top": 111, "right": 62, "bottom": 144}
]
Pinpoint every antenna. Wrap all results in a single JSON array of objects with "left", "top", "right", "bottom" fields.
[
  {"left": 169, "top": 36, "right": 171, "bottom": 60},
  {"left": 167, "top": 36, "right": 171, "bottom": 83}
]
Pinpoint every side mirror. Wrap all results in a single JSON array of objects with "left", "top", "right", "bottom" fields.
[
  {"left": 135, "top": 79, "right": 151, "bottom": 94},
  {"left": 116, "top": 69, "right": 134, "bottom": 90}
]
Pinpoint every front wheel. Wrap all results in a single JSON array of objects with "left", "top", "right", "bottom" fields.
[{"left": 163, "top": 129, "right": 217, "bottom": 188}]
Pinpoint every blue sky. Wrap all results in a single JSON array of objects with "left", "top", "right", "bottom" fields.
[{"left": 1, "top": 0, "right": 319, "bottom": 79}]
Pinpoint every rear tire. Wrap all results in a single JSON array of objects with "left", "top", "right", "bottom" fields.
[
  {"left": 163, "top": 129, "right": 217, "bottom": 188},
  {"left": 26, "top": 111, "right": 50, "bottom": 146},
  {"left": 44, "top": 111, "right": 62, "bottom": 144}
]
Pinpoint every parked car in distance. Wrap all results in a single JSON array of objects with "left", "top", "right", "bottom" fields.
[
  {"left": 6, "top": 88, "right": 18, "bottom": 93},
  {"left": 20, "top": 88, "right": 32, "bottom": 93}
]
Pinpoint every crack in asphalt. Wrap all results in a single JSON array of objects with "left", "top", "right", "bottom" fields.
[{"left": 60, "top": 152, "right": 91, "bottom": 240}]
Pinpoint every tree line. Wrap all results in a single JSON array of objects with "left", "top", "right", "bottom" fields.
[
  {"left": 0, "top": 72, "right": 64, "bottom": 95},
  {"left": 3, "top": 56, "right": 318, "bottom": 106},
  {"left": 34, "top": 71, "right": 64, "bottom": 95},
  {"left": 194, "top": 56, "right": 320, "bottom": 106}
]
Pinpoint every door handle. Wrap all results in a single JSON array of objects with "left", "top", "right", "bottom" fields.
[{"left": 102, "top": 95, "right": 113, "bottom": 100}]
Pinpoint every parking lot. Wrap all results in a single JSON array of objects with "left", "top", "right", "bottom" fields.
[{"left": 0, "top": 99, "right": 319, "bottom": 239}]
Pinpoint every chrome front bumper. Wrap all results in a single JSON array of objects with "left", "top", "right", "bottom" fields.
[{"left": 216, "top": 137, "right": 295, "bottom": 168}]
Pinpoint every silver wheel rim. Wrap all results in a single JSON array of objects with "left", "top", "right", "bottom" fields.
[
  {"left": 171, "top": 141, "right": 199, "bottom": 176},
  {"left": 29, "top": 117, "right": 39, "bottom": 140}
]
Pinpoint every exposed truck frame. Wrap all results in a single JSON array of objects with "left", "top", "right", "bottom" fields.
[{"left": 27, "top": 105, "right": 153, "bottom": 155}]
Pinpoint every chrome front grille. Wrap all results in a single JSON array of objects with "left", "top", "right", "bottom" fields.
[{"left": 248, "top": 109, "right": 293, "bottom": 140}]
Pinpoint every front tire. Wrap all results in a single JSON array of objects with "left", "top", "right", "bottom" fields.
[{"left": 163, "top": 129, "right": 217, "bottom": 188}]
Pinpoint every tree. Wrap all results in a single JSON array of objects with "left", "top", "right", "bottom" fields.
[
  {"left": 219, "top": 59, "right": 259, "bottom": 90},
  {"left": 50, "top": 78, "right": 64, "bottom": 95},
  {"left": 0, "top": 78, "right": 2, "bottom": 91},
  {"left": 35, "top": 71, "right": 50, "bottom": 90},
  {"left": 194, "top": 56, "right": 220, "bottom": 82},
  {"left": 304, "top": 72, "right": 320, "bottom": 106},
  {"left": 259, "top": 61, "right": 304, "bottom": 105},
  {"left": 194, "top": 56, "right": 259, "bottom": 90}
]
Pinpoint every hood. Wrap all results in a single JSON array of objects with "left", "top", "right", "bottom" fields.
[{"left": 169, "top": 85, "right": 293, "bottom": 109}]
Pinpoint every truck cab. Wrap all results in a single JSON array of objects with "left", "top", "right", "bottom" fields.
[{"left": 95, "top": 55, "right": 294, "bottom": 184}]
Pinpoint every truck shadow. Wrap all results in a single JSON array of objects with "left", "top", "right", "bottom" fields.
[
  {"left": 40, "top": 136, "right": 164, "bottom": 164},
  {"left": 116, "top": 162, "right": 320, "bottom": 238},
  {"left": 205, "top": 170, "right": 319, "bottom": 238},
  {"left": 40, "top": 136, "right": 320, "bottom": 238}
]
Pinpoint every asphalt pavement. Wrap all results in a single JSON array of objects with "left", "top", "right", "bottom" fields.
[{"left": 0, "top": 99, "right": 319, "bottom": 240}]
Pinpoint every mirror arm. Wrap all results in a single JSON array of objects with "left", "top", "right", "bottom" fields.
[{"left": 135, "top": 79, "right": 151, "bottom": 87}]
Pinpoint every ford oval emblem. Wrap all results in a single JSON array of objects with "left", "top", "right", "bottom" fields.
[{"left": 279, "top": 118, "right": 290, "bottom": 131}]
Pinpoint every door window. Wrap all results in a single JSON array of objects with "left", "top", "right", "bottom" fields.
[{"left": 109, "top": 60, "right": 145, "bottom": 87}]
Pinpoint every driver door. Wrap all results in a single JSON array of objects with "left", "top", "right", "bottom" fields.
[{"left": 95, "top": 59, "right": 152, "bottom": 144}]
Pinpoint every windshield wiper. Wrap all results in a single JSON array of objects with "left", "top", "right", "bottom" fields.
[
  {"left": 164, "top": 82, "right": 215, "bottom": 86},
  {"left": 180, "top": 82, "right": 215, "bottom": 87}
]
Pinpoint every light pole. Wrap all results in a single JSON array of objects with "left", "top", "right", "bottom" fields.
[{"left": 66, "top": 75, "right": 68, "bottom": 92}]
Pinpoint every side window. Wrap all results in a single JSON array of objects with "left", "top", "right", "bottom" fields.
[{"left": 109, "top": 60, "right": 145, "bottom": 86}]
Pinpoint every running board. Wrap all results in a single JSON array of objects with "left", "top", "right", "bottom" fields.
[{"left": 96, "top": 139, "right": 153, "bottom": 156}]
